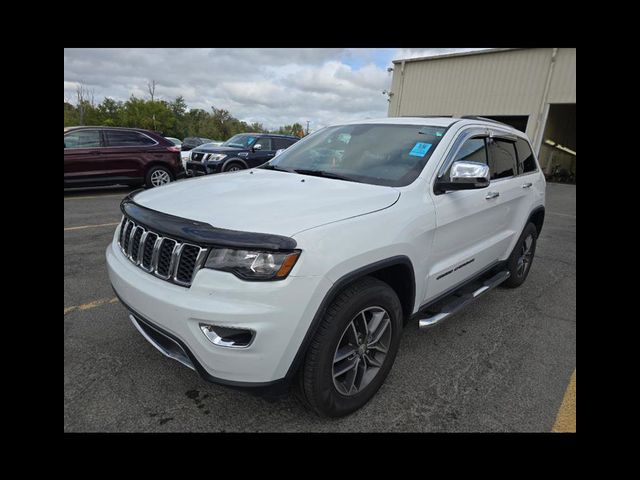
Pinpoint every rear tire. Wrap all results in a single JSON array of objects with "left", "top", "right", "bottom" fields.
[
  {"left": 503, "top": 222, "right": 538, "bottom": 288},
  {"left": 297, "top": 276, "right": 403, "bottom": 417},
  {"left": 145, "top": 166, "right": 173, "bottom": 188}
]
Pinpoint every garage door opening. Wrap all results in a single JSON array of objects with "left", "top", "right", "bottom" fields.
[{"left": 538, "top": 104, "right": 576, "bottom": 184}]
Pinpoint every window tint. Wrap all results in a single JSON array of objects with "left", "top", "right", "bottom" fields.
[
  {"left": 254, "top": 137, "right": 272, "bottom": 150},
  {"left": 487, "top": 138, "right": 517, "bottom": 180},
  {"left": 515, "top": 138, "right": 537, "bottom": 173},
  {"left": 105, "top": 130, "right": 156, "bottom": 147},
  {"left": 64, "top": 130, "right": 101, "bottom": 149},
  {"left": 273, "top": 138, "right": 295, "bottom": 150}
]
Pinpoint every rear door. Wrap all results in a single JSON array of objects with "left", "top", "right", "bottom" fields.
[
  {"left": 103, "top": 129, "right": 160, "bottom": 180},
  {"left": 483, "top": 129, "right": 533, "bottom": 260},
  {"left": 64, "top": 128, "right": 105, "bottom": 184},
  {"left": 425, "top": 127, "right": 518, "bottom": 302}
]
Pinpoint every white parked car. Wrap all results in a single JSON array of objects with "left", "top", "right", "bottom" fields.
[
  {"left": 107, "top": 117, "right": 545, "bottom": 417},
  {"left": 180, "top": 141, "right": 225, "bottom": 171},
  {"left": 165, "top": 137, "right": 182, "bottom": 148}
]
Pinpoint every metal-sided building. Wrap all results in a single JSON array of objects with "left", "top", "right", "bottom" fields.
[{"left": 387, "top": 48, "right": 576, "bottom": 182}]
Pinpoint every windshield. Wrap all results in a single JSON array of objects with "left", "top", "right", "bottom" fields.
[
  {"left": 266, "top": 123, "right": 447, "bottom": 187},
  {"left": 223, "top": 134, "right": 257, "bottom": 148}
]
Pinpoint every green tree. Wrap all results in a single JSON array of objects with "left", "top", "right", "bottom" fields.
[{"left": 64, "top": 92, "right": 308, "bottom": 140}]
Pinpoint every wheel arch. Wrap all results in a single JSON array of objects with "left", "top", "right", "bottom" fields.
[
  {"left": 284, "top": 255, "right": 416, "bottom": 380},
  {"left": 222, "top": 157, "right": 248, "bottom": 170},
  {"left": 144, "top": 161, "right": 175, "bottom": 178},
  {"left": 528, "top": 206, "right": 545, "bottom": 236}
]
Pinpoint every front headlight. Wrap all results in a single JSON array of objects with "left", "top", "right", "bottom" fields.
[
  {"left": 207, "top": 154, "right": 227, "bottom": 162},
  {"left": 204, "top": 248, "right": 300, "bottom": 280}
]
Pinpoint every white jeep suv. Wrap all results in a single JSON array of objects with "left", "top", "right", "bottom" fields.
[{"left": 107, "top": 117, "right": 546, "bottom": 417}]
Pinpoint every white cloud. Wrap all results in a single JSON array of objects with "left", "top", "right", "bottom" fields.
[{"left": 63, "top": 48, "right": 486, "bottom": 132}]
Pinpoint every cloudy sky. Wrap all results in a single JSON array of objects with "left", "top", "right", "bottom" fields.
[{"left": 64, "top": 48, "right": 486, "bottom": 131}]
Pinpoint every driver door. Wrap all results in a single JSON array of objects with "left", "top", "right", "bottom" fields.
[
  {"left": 425, "top": 131, "right": 508, "bottom": 302},
  {"left": 247, "top": 137, "right": 275, "bottom": 167}
]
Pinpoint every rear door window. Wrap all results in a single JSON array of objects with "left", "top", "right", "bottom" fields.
[
  {"left": 273, "top": 138, "right": 295, "bottom": 150},
  {"left": 487, "top": 138, "right": 517, "bottom": 180},
  {"left": 105, "top": 130, "right": 156, "bottom": 147},
  {"left": 64, "top": 130, "right": 101, "bottom": 149}
]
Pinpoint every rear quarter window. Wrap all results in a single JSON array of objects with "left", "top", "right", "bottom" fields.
[
  {"left": 515, "top": 138, "right": 537, "bottom": 173},
  {"left": 105, "top": 130, "right": 156, "bottom": 147}
]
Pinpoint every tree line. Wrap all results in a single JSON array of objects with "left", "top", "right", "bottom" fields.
[{"left": 64, "top": 87, "right": 306, "bottom": 141}]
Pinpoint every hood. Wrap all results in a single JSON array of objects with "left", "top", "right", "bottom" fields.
[
  {"left": 193, "top": 145, "right": 242, "bottom": 154},
  {"left": 132, "top": 169, "right": 400, "bottom": 237}
]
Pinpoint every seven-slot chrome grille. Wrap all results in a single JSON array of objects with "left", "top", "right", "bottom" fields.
[{"left": 117, "top": 216, "right": 208, "bottom": 287}]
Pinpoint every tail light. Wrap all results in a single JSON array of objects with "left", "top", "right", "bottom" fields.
[{"left": 167, "top": 146, "right": 181, "bottom": 153}]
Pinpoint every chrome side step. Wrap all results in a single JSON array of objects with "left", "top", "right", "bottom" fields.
[{"left": 417, "top": 270, "right": 510, "bottom": 329}]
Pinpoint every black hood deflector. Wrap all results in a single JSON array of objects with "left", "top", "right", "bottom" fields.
[{"left": 120, "top": 190, "right": 297, "bottom": 251}]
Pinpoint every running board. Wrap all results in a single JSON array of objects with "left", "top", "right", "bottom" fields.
[{"left": 417, "top": 270, "right": 510, "bottom": 329}]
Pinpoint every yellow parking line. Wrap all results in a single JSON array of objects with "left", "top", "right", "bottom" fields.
[
  {"left": 552, "top": 370, "right": 576, "bottom": 432},
  {"left": 64, "top": 222, "right": 120, "bottom": 231},
  {"left": 64, "top": 297, "right": 119, "bottom": 315}
]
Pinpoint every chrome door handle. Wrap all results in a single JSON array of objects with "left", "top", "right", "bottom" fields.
[
  {"left": 522, "top": 182, "right": 533, "bottom": 188},
  {"left": 485, "top": 191, "right": 500, "bottom": 200}
]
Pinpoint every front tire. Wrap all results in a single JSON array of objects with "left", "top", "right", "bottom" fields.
[
  {"left": 223, "top": 161, "right": 245, "bottom": 172},
  {"left": 503, "top": 222, "right": 538, "bottom": 288},
  {"left": 145, "top": 166, "right": 173, "bottom": 188},
  {"left": 297, "top": 276, "right": 403, "bottom": 417}
]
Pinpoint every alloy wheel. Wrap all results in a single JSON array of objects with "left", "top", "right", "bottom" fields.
[
  {"left": 332, "top": 306, "right": 392, "bottom": 396},
  {"left": 150, "top": 169, "right": 171, "bottom": 187},
  {"left": 516, "top": 233, "right": 534, "bottom": 277}
]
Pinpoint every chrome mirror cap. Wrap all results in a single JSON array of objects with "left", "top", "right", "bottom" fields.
[{"left": 450, "top": 161, "right": 490, "bottom": 186}]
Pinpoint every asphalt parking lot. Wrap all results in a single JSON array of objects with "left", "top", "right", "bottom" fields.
[{"left": 64, "top": 182, "right": 576, "bottom": 432}]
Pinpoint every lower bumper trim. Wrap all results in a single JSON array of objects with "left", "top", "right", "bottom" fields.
[
  {"left": 129, "top": 313, "right": 196, "bottom": 371},
  {"left": 115, "top": 289, "right": 291, "bottom": 395}
]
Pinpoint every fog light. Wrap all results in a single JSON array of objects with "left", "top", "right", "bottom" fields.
[{"left": 199, "top": 324, "right": 255, "bottom": 348}]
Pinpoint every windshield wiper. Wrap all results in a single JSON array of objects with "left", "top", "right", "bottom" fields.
[
  {"left": 261, "top": 164, "right": 293, "bottom": 172},
  {"left": 293, "top": 169, "right": 355, "bottom": 182}
]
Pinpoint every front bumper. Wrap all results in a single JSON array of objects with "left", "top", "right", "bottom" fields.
[
  {"left": 185, "top": 161, "right": 221, "bottom": 177},
  {"left": 106, "top": 239, "right": 330, "bottom": 385}
]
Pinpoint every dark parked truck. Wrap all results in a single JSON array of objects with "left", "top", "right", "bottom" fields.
[
  {"left": 64, "top": 126, "right": 185, "bottom": 188},
  {"left": 186, "top": 133, "right": 299, "bottom": 175}
]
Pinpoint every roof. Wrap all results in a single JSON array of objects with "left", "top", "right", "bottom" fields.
[
  {"left": 64, "top": 125, "right": 156, "bottom": 133},
  {"left": 330, "top": 116, "right": 523, "bottom": 135},
  {"left": 392, "top": 48, "right": 525, "bottom": 65},
  {"left": 253, "top": 133, "right": 299, "bottom": 139},
  {"left": 338, "top": 117, "right": 458, "bottom": 127}
]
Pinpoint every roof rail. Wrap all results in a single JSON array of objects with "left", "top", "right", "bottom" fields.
[
  {"left": 399, "top": 115, "right": 454, "bottom": 118},
  {"left": 459, "top": 116, "right": 511, "bottom": 127}
]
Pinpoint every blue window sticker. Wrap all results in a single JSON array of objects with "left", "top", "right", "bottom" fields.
[
  {"left": 409, "top": 142, "right": 432, "bottom": 157},
  {"left": 247, "top": 137, "right": 255, "bottom": 145}
]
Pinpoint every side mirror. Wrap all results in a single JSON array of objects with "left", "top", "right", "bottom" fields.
[
  {"left": 435, "top": 161, "right": 490, "bottom": 193},
  {"left": 252, "top": 143, "right": 262, "bottom": 152}
]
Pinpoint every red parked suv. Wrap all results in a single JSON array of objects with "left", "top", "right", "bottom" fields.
[{"left": 64, "top": 126, "right": 185, "bottom": 188}]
